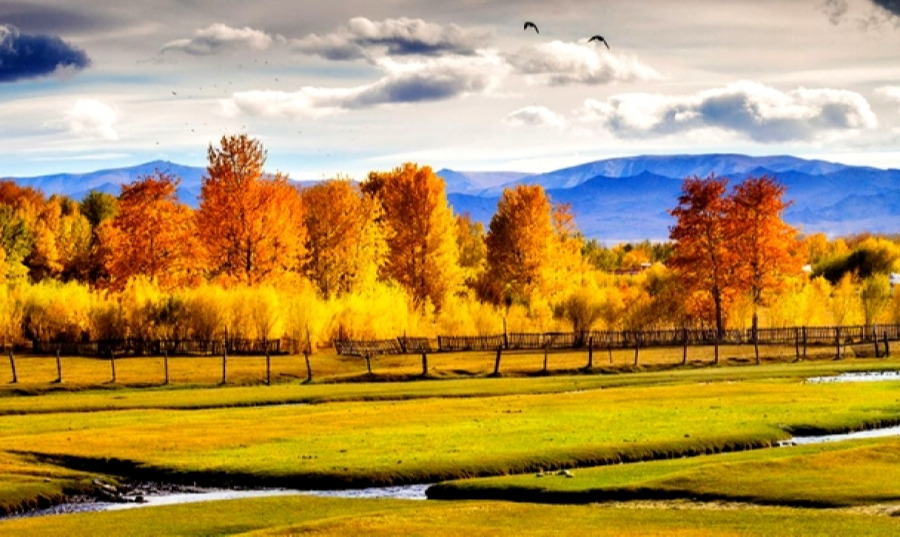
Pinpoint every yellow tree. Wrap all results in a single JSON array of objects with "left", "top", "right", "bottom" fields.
[
  {"left": 363, "top": 163, "right": 460, "bottom": 311},
  {"left": 455, "top": 213, "right": 486, "bottom": 291},
  {"left": 301, "top": 179, "right": 385, "bottom": 298},
  {"left": 196, "top": 134, "right": 305, "bottom": 286},
  {"left": 728, "top": 176, "right": 801, "bottom": 358},
  {"left": 102, "top": 171, "right": 205, "bottom": 290},
  {"left": 668, "top": 175, "right": 735, "bottom": 338},
  {"left": 481, "top": 184, "right": 555, "bottom": 307}
]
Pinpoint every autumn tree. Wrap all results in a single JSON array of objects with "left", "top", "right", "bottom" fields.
[
  {"left": 481, "top": 184, "right": 556, "bottom": 307},
  {"left": 668, "top": 175, "right": 734, "bottom": 338},
  {"left": 301, "top": 179, "right": 385, "bottom": 298},
  {"left": 102, "top": 171, "right": 205, "bottom": 290},
  {"left": 728, "top": 176, "right": 801, "bottom": 359},
  {"left": 455, "top": 213, "right": 486, "bottom": 290},
  {"left": 363, "top": 163, "right": 460, "bottom": 311},
  {"left": 196, "top": 134, "right": 305, "bottom": 286}
]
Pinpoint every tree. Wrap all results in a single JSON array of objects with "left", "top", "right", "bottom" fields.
[
  {"left": 668, "top": 175, "right": 734, "bottom": 338},
  {"left": 102, "top": 171, "right": 205, "bottom": 290},
  {"left": 455, "top": 213, "right": 486, "bottom": 290},
  {"left": 481, "top": 184, "right": 555, "bottom": 307},
  {"left": 363, "top": 163, "right": 460, "bottom": 311},
  {"left": 196, "top": 134, "right": 305, "bottom": 286},
  {"left": 728, "top": 176, "right": 801, "bottom": 360},
  {"left": 301, "top": 179, "right": 385, "bottom": 298}
]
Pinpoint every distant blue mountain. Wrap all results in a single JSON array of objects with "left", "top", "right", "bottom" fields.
[
  {"left": 5, "top": 160, "right": 206, "bottom": 206},
  {"left": 4, "top": 154, "right": 900, "bottom": 241}
]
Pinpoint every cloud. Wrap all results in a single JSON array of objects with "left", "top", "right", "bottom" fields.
[
  {"left": 0, "top": 24, "right": 90, "bottom": 82},
  {"left": 222, "top": 54, "right": 503, "bottom": 119},
  {"left": 159, "top": 23, "right": 279, "bottom": 55},
  {"left": 507, "top": 40, "right": 661, "bottom": 86},
  {"left": 293, "top": 17, "right": 491, "bottom": 61},
  {"left": 875, "top": 85, "right": 900, "bottom": 101},
  {"left": 504, "top": 106, "right": 567, "bottom": 129},
  {"left": 65, "top": 99, "right": 118, "bottom": 140},
  {"left": 577, "top": 80, "right": 877, "bottom": 142},
  {"left": 822, "top": 0, "right": 850, "bottom": 24},
  {"left": 871, "top": 0, "right": 900, "bottom": 17}
]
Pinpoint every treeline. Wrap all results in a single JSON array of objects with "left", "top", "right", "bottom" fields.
[{"left": 1, "top": 134, "right": 899, "bottom": 349}]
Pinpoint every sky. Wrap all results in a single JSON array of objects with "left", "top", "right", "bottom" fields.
[{"left": 2, "top": 0, "right": 900, "bottom": 181}]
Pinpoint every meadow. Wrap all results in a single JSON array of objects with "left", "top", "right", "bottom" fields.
[{"left": 1, "top": 348, "right": 900, "bottom": 535}]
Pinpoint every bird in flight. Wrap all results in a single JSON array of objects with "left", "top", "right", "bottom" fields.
[
  {"left": 524, "top": 21, "right": 539, "bottom": 33},
  {"left": 589, "top": 35, "right": 610, "bottom": 49}
]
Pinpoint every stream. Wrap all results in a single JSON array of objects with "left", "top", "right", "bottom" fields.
[{"left": 8, "top": 370, "right": 900, "bottom": 519}]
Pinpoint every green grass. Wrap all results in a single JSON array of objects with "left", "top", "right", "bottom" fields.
[
  {"left": 3, "top": 355, "right": 898, "bottom": 415},
  {"left": 1, "top": 495, "right": 899, "bottom": 536},
  {"left": 4, "top": 356, "right": 900, "bottom": 532},
  {"left": 4, "top": 375, "right": 900, "bottom": 490},
  {"left": 430, "top": 436, "right": 900, "bottom": 507}
]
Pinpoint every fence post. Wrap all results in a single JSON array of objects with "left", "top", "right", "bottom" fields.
[
  {"left": 835, "top": 326, "right": 842, "bottom": 360},
  {"left": 365, "top": 352, "right": 372, "bottom": 374},
  {"left": 8, "top": 349, "right": 16, "bottom": 384},
  {"left": 633, "top": 331, "right": 640, "bottom": 366},
  {"left": 421, "top": 352, "right": 428, "bottom": 377},
  {"left": 266, "top": 350, "right": 271, "bottom": 385},
  {"left": 585, "top": 336, "right": 594, "bottom": 370},
  {"left": 542, "top": 342, "right": 549, "bottom": 373},
  {"left": 54, "top": 348, "right": 62, "bottom": 383},
  {"left": 802, "top": 326, "right": 808, "bottom": 359},
  {"left": 873, "top": 325, "right": 880, "bottom": 358},
  {"left": 607, "top": 331, "right": 613, "bottom": 365},
  {"left": 163, "top": 351, "right": 169, "bottom": 385},
  {"left": 492, "top": 345, "right": 502, "bottom": 377},
  {"left": 109, "top": 349, "right": 116, "bottom": 383},
  {"left": 221, "top": 346, "right": 227, "bottom": 385},
  {"left": 794, "top": 328, "right": 801, "bottom": 361},
  {"left": 682, "top": 327, "right": 688, "bottom": 365}
]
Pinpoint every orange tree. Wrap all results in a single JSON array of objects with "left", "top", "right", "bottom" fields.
[
  {"left": 480, "top": 184, "right": 556, "bottom": 307},
  {"left": 101, "top": 171, "right": 205, "bottom": 290},
  {"left": 668, "top": 175, "right": 735, "bottom": 338},
  {"left": 363, "top": 163, "right": 460, "bottom": 312},
  {"left": 301, "top": 179, "right": 385, "bottom": 298},
  {"left": 196, "top": 134, "right": 305, "bottom": 286},
  {"left": 728, "top": 175, "right": 801, "bottom": 353}
]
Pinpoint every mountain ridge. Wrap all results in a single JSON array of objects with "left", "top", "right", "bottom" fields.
[{"left": 4, "top": 154, "right": 899, "bottom": 242}]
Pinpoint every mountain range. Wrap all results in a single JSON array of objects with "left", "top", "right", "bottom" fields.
[{"left": 4, "top": 154, "right": 899, "bottom": 242}]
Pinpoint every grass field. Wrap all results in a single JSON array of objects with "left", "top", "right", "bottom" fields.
[
  {"left": 2, "top": 495, "right": 900, "bottom": 536},
  {"left": 1, "top": 350, "right": 900, "bottom": 534}
]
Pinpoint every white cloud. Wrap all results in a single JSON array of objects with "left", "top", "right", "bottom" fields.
[
  {"left": 507, "top": 40, "right": 662, "bottom": 86},
  {"left": 222, "top": 53, "right": 504, "bottom": 119},
  {"left": 504, "top": 106, "right": 567, "bottom": 129},
  {"left": 292, "top": 17, "right": 491, "bottom": 62},
  {"left": 576, "top": 80, "right": 877, "bottom": 142},
  {"left": 65, "top": 99, "right": 118, "bottom": 140},
  {"left": 159, "top": 23, "right": 278, "bottom": 55},
  {"left": 875, "top": 85, "right": 900, "bottom": 102}
]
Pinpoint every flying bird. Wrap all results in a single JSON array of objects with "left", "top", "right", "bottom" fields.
[
  {"left": 524, "top": 21, "right": 539, "bottom": 33},
  {"left": 589, "top": 35, "right": 610, "bottom": 49}
]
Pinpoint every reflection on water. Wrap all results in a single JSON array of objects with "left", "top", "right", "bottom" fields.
[
  {"left": 779, "top": 424, "right": 900, "bottom": 446},
  {"left": 806, "top": 371, "right": 900, "bottom": 383},
  {"left": 8, "top": 484, "right": 429, "bottom": 519}
]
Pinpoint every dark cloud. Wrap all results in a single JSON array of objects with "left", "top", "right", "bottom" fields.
[
  {"left": 0, "top": 24, "right": 91, "bottom": 82},
  {"left": 0, "top": 2, "right": 108, "bottom": 34},
  {"left": 293, "top": 17, "right": 490, "bottom": 62},
  {"left": 871, "top": 0, "right": 900, "bottom": 17}
]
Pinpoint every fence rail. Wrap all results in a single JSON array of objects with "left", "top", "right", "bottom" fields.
[
  {"left": 11, "top": 324, "right": 900, "bottom": 359},
  {"left": 348, "top": 324, "right": 900, "bottom": 356}
]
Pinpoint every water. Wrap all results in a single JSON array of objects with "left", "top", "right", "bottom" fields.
[
  {"left": 806, "top": 370, "right": 900, "bottom": 383},
  {"left": 778, "top": 424, "right": 900, "bottom": 446}
]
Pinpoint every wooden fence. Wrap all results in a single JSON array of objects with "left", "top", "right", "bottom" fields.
[{"left": 335, "top": 324, "right": 900, "bottom": 356}]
